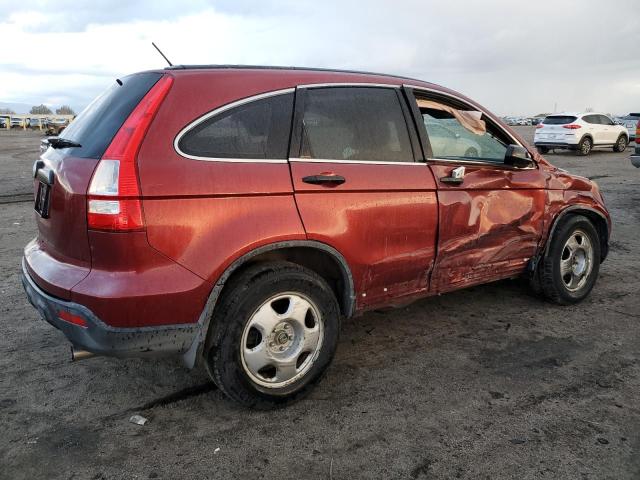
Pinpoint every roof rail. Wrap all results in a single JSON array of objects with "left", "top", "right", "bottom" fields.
[{"left": 164, "top": 64, "right": 433, "bottom": 85}]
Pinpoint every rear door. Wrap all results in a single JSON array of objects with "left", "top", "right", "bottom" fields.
[
  {"left": 27, "top": 72, "right": 163, "bottom": 298},
  {"left": 289, "top": 85, "right": 438, "bottom": 310},
  {"left": 405, "top": 87, "right": 546, "bottom": 293}
]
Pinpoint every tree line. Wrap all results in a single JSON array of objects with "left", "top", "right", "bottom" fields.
[{"left": 0, "top": 105, "right": 76, "bottom": 115}]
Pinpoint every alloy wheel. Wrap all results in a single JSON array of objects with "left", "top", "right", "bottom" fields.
[
  {"left": 560, "top": 229, "right": 594, "bottom": 292},
  {"left": 240, "top": 292, "right": 324, "bottom": 388}
]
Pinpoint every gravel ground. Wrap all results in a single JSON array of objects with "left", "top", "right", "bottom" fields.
[{"left": 0, "top": 128, "right": 638, "bottom": 479}]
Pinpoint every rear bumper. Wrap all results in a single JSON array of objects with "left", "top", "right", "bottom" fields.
[
  {"left": 534, "top": 142, "right": 578, "bottom": 150},
  {"left": 21, "top": 258, "right": 199, "bottom": 357},
  {"left": 631, "top": 154, "right": 640, "bottom": 168}
]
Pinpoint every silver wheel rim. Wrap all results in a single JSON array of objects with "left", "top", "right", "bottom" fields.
[
  {"left": 581, "top": 139, "right": 591, "bottom": 154},
  {"left": 240, "top": 292, "right": 324, "bottom": 389},
  {"left": 560, "top": 229, "right": 594, "bottom": 292},
  {"left": 618, "top": 137, "right": 626, "bottom": 150}
]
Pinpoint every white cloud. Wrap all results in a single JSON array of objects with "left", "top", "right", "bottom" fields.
[{"left": 0, "top": 0, "right": 638, "bottom": 115}]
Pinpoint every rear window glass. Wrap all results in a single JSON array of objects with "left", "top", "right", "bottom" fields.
[
  {"left": 300, "top": 87, "right": 413, "bottom": 162},
  {"left": 59, "top": 72, "right": 162, "bottom": 159},
  {"left": 178, "top": 92, "right": 294, "bottom": 159},
  {"left": 543, "top": 116, "right": 577, "bottom": 125}
]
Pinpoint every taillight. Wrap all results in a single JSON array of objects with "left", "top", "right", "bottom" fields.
[
  {"left": 536, "top": 124, "right": 544, "bottom": 129},
  {"left": 636, "top": 120, "right": 640, "bottom": 144},
  {"left": 562, "top": 124, "right": 581, "bottom": 129},
  {"left": 87, "top": 75, "right": 173, "bottom": 231}
]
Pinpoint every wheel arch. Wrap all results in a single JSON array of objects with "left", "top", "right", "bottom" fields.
[
  {"left": 544, "top": 205, "right": 609, "bottom": 262},
  {"left": 579, "top": 133, "right": 594, "bottom": 143},
  {"left": 182, "top": 240, "right": 356, "bottom": 368},
  {"left": 217, "top": 240, "right": 356, "bottom": 317}
]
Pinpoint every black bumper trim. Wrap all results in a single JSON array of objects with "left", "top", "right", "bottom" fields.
[
  {"left": 21, "top": 259, "right": 199, "bottom": 357},
  {"left": 534, "top": 142, "right": 578, "bottom": 150}
]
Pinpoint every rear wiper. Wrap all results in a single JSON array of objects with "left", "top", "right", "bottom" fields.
[{"left": 48, "top": 137, "right": 81, "bottom": 149}]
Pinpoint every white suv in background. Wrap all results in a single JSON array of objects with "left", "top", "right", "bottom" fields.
[{"left": 534, "top": 113, "right": 628, "bottom": 156}]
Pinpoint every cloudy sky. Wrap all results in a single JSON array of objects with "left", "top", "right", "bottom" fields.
[{"left": 1, "top": 0, "right": 638, "bottom": 116}]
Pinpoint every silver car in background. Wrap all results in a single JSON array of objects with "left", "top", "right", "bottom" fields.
[{"left": 620, "top": 113, "right": 640, "bottom": 142}]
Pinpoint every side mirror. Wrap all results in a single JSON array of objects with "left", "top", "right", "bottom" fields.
[{"left": 504, "top": 144, "right": 534, "bottom": 168}]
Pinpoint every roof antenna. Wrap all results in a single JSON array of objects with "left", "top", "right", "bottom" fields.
[{"left": 152, "top": 42, "right": 173, "bottom": 67}]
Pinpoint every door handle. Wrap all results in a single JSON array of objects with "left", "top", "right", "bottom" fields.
[
  {"left": 302, "top": 174, "right": 346, "bottom": 185},
  {"left": 440, "top": 166, "right": 465, "bottom": 185}
]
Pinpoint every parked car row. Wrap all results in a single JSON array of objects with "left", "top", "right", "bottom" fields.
[
  {"left": 0, "top": 116, "right": 70, "bottom": 133},
  {"left": 503, "top": 116, "right": 538, "bottom": 126}
]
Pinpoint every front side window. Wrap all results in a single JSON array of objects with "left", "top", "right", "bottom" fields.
[
  {"left": 300, "top": 87, "right": 414, "bottom": 162},
  {"left": 418, "top": 98, "right": 508, "bottom": 163},
  {"left": 178, "top": 92, "right": 294, "bottom": 159},
  {"left": 597, "top": 114, "right": 614, "bottom": 126}
]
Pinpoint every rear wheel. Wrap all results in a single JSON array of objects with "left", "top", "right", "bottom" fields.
[
  {"left": 537, "top": 146, "right": 549, "bottom": 154},
  {"left": 577, "top": 137, "right": 592, "bottom": 156},
  {"left": 540, "top": 215, "right": 600, "bottom": 305},
  {"left": 205, "top": 262, "right": 340, "bottom": 409},
  {"left": 613, "top": 135, "right": 628, "bottom": 152}
]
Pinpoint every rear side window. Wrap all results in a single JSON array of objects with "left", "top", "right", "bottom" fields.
[
  {"left": 300, "top": 87, "right": 413, "bottom": 162},
  {"left": 582, "top": 115, "right": 598, "bottom": 124},
  {"left": 60, "top": 72, "right": 162, "bottom": 159},
  {"left": 178, "top": 92, "right": 294, "bottom": 159},
  {"left": 543, "top": 115, "right": 577, "bottom": 125}
]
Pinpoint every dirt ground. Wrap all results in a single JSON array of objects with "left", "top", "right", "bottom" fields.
[{"left": 1, "top": 128, "right": 638, "bottom": 479}]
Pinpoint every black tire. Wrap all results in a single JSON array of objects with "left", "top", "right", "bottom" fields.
[
  {"left": 540, "top": 215, "right": 600, "bottom": 305},
  {"left": 577, "top": 136, "right": 592, "bottom": 156},
  {"left": 204, "top": 261, "right": 340, "bottom": 409},
  {"left": 613, "top": 135, "right": 628, "bottom": 152},
  {"left": 537, "top": 146, "right": 549, "bottom": 154}
]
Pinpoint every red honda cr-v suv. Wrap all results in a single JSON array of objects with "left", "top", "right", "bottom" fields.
[{"left": 22, "top": 66, "right": 611, "bottom": 408}]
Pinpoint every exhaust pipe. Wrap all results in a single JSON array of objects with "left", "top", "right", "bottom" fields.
[{"left": 71, "top": 347, "right": 96, "bottom": 361}]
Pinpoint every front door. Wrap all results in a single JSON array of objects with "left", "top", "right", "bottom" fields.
[
  {"left": 406, "top": 87, "right": 546, "bottom": 293},
  {"left": 288, "top": 85, "right": 438, "bottom": 310},
  {"left": 597, "top": 114, "right": 618, "bottom": 143}
]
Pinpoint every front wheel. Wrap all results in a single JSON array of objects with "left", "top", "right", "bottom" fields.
[
  {"left": 205, "top": 262, "right": 340, "bottom": 409},
  {"left": 613, "top": 135, "right": 628, "bottom": 152},
  {"left": 540, "top": 215, "right": 600, "bottom": 305}
]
